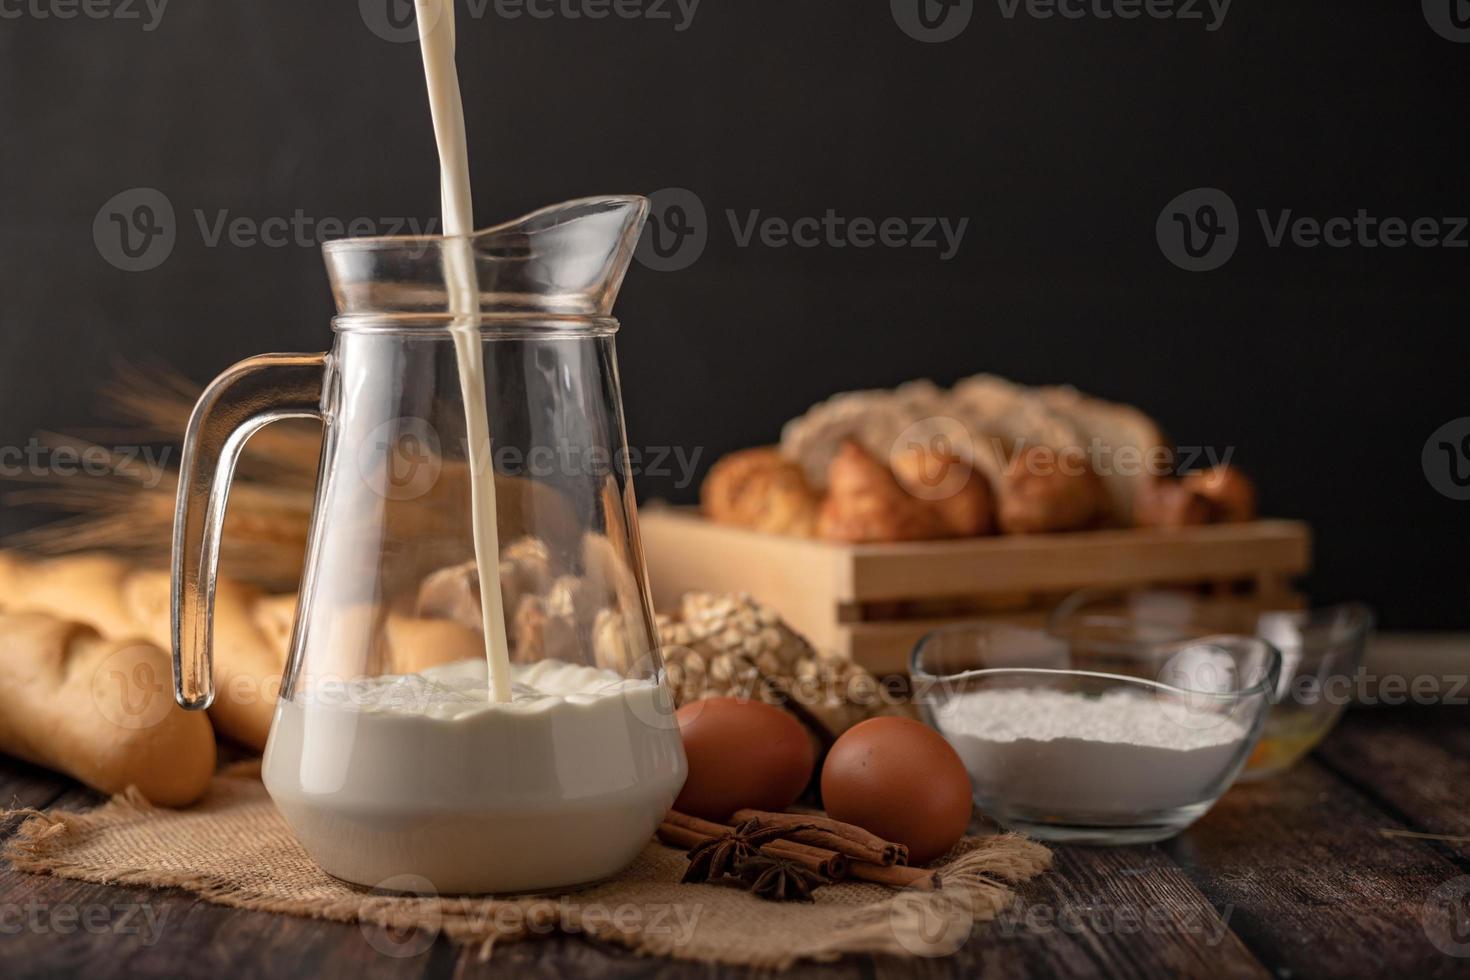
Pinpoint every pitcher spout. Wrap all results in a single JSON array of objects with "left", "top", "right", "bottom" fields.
[{"left": 322, "top": 195, "right": 649, "bottom": 319}]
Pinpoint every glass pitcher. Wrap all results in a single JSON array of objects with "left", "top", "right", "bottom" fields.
[{"left": 170, "top": 197, "right": 687, "bottom": 894}]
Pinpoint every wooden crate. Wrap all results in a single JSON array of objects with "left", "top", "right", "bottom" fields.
[{"left": 639, "top": 507, "right": 1312, "bottom": 676}]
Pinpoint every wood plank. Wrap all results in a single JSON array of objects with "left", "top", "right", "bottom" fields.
[
  {"left": 964, "top": 846, "right": 1268, "bottom": 980},
  {"left": 1314, "top": 707, "right": 1470, "bottom": 864},
  {"left": 846, "top": 521, "right": 1311, "bottom": 603},
  {"left": 1161, "top": 758, "right": 1470, "bottom": 979},
  {"left": 841, "top": 611, "right": 1052, "bottom": 676},
  {"left": 1, "top": 783, "right": 448, "bottom": 980},
  {"left": 641, "top": 508, "right": 1312, "bottom": 665},
  {"left": 453, "top": 934, "right": 867, "bottom": 979}
]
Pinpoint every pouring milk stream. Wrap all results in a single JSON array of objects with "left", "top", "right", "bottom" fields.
[{"left": 414, "top": 0, "right": 513, "bottom": 702}]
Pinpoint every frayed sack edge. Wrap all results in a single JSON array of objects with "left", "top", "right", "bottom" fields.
[{"left": 2, "top": 783, "right": 1050, "bottom": 970}]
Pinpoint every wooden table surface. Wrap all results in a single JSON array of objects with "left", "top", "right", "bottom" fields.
[{"left": 3, "top": 704, "right": 1469, "bottom": 979}]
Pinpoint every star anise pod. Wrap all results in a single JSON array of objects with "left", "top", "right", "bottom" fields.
[
  {"left": 736, "top": 854, "right": 827, "bottom": 903},
  {"left": 681, "top": 820, "right": 792, "bottom": 884}
]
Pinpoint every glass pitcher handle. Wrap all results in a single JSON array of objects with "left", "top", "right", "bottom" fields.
[{"left": 171, "top": 352, "right": 328, "bottom": 711}]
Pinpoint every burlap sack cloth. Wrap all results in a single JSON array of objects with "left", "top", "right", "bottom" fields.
[{"left": 4, "top": 762, "right": 1050, "bottom": 967}]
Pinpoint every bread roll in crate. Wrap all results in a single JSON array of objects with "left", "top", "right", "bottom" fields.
[{"left": 645, "top": 375, "right": 1310, "bottom": 675}]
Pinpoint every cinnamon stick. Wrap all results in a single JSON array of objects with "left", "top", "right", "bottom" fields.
[
  {"left": 659, "top": 814, "right": 848, "bottom": 879},
  {"left": 731, "top": 808, "right": 908, "bottom": 866},
  {"left": 850, "top": 862, "right": 941, "bottom": 891}
]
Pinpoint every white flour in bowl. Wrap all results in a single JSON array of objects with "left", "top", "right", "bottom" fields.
[{"left": 932, "top": 688, "right": 1252, "bottom": 817}]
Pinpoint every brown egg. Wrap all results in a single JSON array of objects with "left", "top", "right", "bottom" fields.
[
  {"left": 674, "top": 698, "right": 816, "bottom": 821},
  {"left": 820, "top": 716, "right": 973, "bottom": 865}
]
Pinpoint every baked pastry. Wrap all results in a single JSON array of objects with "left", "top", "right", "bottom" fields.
[
  {"left": 1133, "top": 477, "right": 1213, "bottom": 528},
  {"left": 780, "top": 380, "right": 946, "bottom": 489},
  {"left": 0, "top": 611, "right": 216, "bottom": 805},
  {"left": 817, "top": 442, "right": 945, "bottom": 542},
  {"left": 700, "top": 447, "right": 821, "bottom": 536},
  {"left": 889, "top": 442, "right": 996, "bottom": 537},
  {"left": 1183, "top": 465, "right": 1257, "bottom": 523},
  {"left": 1037, "top": 384, "right": 1171, "bottom": 526},
  {"left": 996, "top": 446, "right": 1106, "bottom": 534}
]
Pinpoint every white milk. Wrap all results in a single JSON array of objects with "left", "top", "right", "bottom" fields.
[
  {"left": 415, "top": 0, "right": 513, "bottom": 701},
  {"left": 263, "top": 660, "right": 686, "bottom": 893}
]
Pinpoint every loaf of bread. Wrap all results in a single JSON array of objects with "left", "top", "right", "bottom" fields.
[
  {"left": 1182, "top": 465, "right": 1257, "bottom": 523},
  {"left": 889, "top": 442, "right": 996, "bottom": 537},
  {"left": 0, "top": 551, "right": 283, "bottom": 749},
  {"left": 738, "top": 373, "right": 1255, "bottom": 541},
  {"left": 1036, "top": 384, "right": 1170, "bottom": 526},
  {"left": 700, "top": 447, "right": 821, "bottom": 537},
  {"left": 996, "top": 445, "right": 1106, "bottom": 534},
  {"left": 0, "top": 611, "right": 215, "bottom": 805},
  {"left": 1135, "top": 466, "right": 1258, "bottom": 529},
  {"left": 593, "top": 591, "right": 912, "bottom": 742},
  {"left": 817, "top": 442, "right": 947, "bottom": 542}
]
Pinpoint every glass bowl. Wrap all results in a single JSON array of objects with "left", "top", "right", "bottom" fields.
[
  {"left": 910, "top": 624, "right": 1280, "bottom": 845},
  {"left": 1049, "top": 591, "right": 1374, "bottom": 779}
]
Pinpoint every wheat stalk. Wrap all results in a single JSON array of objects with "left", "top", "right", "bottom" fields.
[{"left": 4, "top": 366, "right": 318, "bottom": 590}]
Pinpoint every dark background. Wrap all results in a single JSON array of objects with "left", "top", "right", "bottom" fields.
[{"left": 1, "top": 1, "right": 1466, "bottom": 627}]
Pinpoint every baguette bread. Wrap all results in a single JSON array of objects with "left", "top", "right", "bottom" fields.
[
  {"left": 0, "top": 611, "right": 215, "bottom": 805},
  {"left": 0, "top": 551, "right": 283, "bottom": 749}
]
